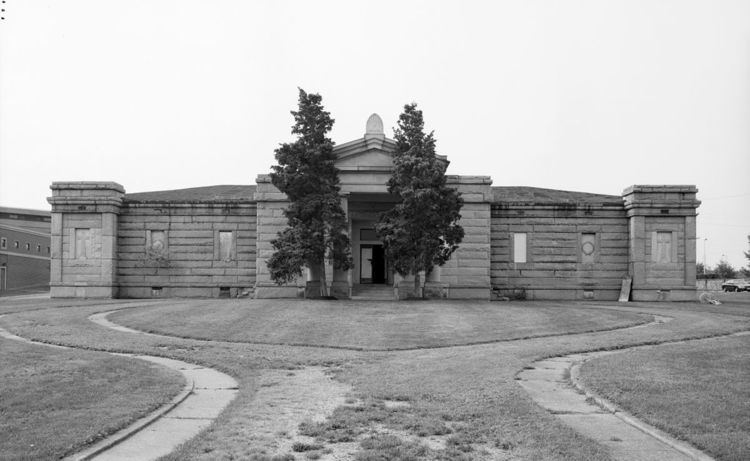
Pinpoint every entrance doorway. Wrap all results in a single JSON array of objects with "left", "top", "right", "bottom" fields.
[{"left": 360, "top": 244, "right": 386, "bottom": 284}]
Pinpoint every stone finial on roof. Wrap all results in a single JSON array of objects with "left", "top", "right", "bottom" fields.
[{"left": 365, "top": 113, "right": 384, "bottom": 135}]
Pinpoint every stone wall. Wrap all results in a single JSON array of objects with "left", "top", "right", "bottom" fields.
[
  {"left": 47, "top": 180, "right": 699, "bottom": 301},
  {"left": 253, "top": 174, "right": 301, "bottom": 298},
  {"left": 117, "top": 202, "right": 257, "bottom": 298},
  {"left": 490, "top": 199, "right": 629, "bottom": 300}
]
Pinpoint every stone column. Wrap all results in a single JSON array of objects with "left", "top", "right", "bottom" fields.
[
  {"left": 417, "top": 270, "right": 426, "bottom": 298},
  {"left": 330, "top": 194, "right": 351, "bottom": 299},
  {"left": 393, "top": 272, "right": 403, "bottom": 299},
  {"left": 47, "top": 182, "right": 124, "bottom": 298},
  {"left": 305, "top": 265, "right": 323, "bottom": 298},
  {"left": 424, "top": 265, "right": 447, "bottom": 298},
  {"left": 622, "top": 185, "right": 700, "bottom": 301}
]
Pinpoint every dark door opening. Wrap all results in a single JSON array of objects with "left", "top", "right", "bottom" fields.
[
  {"left": 360, "top": 244, "right": 386, "bottom": 284},
  {"left": 372, "top": 245, "right": 385, "bottom": 284}
]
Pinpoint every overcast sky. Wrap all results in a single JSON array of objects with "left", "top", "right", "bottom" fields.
[{"left": 1, "top": 0, "right": 748, "bottom": 269}]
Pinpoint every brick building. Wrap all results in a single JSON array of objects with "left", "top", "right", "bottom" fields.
[
  {"left": 48, "top": 115, "right": 700, "bottom": 301},
  {"left": 0, "top": 207, "right": 52, "bottom": 293}
]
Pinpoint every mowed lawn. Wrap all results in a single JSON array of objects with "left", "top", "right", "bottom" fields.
[
  {"left": 2, "top": 298, "right": 747, "bottom": 460},
  {"left": 581, "top": 335, "right": 750, "bottom": 461},
  {"left": 110, "top": 299, "right": 651, "bottom": 349},
  {"left": 0, "top": 336, "right": 185, "bottom": 460}
]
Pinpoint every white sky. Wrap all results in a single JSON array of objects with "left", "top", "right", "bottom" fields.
[{"left": 1, "top": 0, "right": 748, "bottom": 269}]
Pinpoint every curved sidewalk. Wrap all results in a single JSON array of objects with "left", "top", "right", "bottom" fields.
[
  {"left": 0, "top": 318, "right": 238, "bottom": 461},
  {"left": 517, "top": 330, "right": 750, "bottom": 461}
]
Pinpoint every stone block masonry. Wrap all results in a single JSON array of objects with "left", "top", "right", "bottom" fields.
[
  {"left": 623, "top": 186, "right": 700, "bottom": 301},
  {"left": 47, "top": 180, "right": 700, "bottom": 301},
  {"left": 48, "top": 182, "right": 123, "bottom": 297},
  {"left": 116, "top": 202, "right": 257, "bottom": 298},
  {"left": 47, "top": 181, "right": 699, "bottom": 301},
  {"left": 490, "top": 186, "right": 699, "bottom": 301},
  {"left": 253, "top": 175, "right": 302, "bottom": 299},
  {"left": 438, "top": 176, "right": 493, "bottom": 299}
]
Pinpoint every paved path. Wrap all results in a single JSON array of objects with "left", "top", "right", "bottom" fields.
[
  {"left": 0, "top": 317, "right": 238, "bottom": 461},
  {"left": 517, "top": 329, "right": 750, "bottom": 460}
]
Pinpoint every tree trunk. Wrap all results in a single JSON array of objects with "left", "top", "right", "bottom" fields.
[
  {"left": 413, "top": 271, "right": 421, "bottom": 299},
  {"left": 320, "top": 261, "right": 329, "bottom": 297}
]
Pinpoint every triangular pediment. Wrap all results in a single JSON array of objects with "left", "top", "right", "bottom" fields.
[
  {"left": 333, "top": 136, "right": 398, "bottom": 171},
  {"left": 333, "top": 113, "right": 448, "bottom": 174}
]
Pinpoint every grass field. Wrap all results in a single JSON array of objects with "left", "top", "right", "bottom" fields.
[
  {"left": 1, "top": 298, "right": 748, "bottom": 460},
  {"left": 0, "top": 336, "right": 185, "bottom": 460},
  {"left": 109, "top": 299, "right": 651, "bottom": 350},
  {"left": 580, "top": 334, "right": 750, "bottom": 461}
]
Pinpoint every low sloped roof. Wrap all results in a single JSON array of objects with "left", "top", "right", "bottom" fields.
[
  {"left": 124, "top": 185, "right": 256, "bottom": 203},
  {"left": 0, "top": 206, "right": 51, "bottom": 217},
  {"left": 492, "top": 186, "right": 622, "bottom": 205},
  {"left": 122, "top": 184, "right": 622, "bottom": 205}
]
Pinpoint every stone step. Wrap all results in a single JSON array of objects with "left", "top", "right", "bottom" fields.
[{"left": 351, "top": 284, "right": 394, "bottom": 300}]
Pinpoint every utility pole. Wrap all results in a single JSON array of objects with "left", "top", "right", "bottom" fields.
[{"left": 703, "top": 238, "right": 707, "bottom": 274}]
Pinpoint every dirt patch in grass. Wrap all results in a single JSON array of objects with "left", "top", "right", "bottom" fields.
[
  {"left": 109, "top": 299, "right": 652, "bottom": 350},
  {"left": 316, "top": 351, "right": 614, "bottom": 461},
  {"left": 0, "top": 336, "right": 185, "bottom": 460},
  {"left": 164, "top": 366, "right": 351, "bottom": 460},
  {"left": 580, "top": 334, "right": 750, "bottom": 461}
]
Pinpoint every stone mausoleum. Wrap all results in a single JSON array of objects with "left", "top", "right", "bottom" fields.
[{"left": 48, "top": 115, "right": 700, "bottom": 301}]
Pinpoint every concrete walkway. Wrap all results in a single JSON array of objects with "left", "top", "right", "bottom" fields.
[
  {"left": 0, "top": 318, "right": 238, "bottom": 461},
  {"left": 516, "top": 331, "right": 750, "bottom": 461}
]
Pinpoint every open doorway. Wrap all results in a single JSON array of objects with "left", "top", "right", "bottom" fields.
[{"left": 360, "top": 244, "right": 386, "bottom": 284}]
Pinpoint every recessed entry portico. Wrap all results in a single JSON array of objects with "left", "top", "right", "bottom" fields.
[
  {"left": 332, "top": 114, "right": 446, "bottom": 296},
  {"left": 348, "top": 193, "right": 397, "bottom": 286}
]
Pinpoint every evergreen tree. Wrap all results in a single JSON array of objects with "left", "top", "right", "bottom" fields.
[
  {"left": 266, "top": 89, "right": 351, "bottom": 297},
  {"left": 376, "top": 103, "right": 464, "bottom": 297}
]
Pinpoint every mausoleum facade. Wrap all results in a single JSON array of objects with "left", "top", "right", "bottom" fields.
[{"left": 48, "top": 115, "right": 700, "bottom": 301}]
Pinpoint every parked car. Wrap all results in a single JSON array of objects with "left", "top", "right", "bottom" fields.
[{"left": 721, "top": 279, "right": 750, "bottom": 292}]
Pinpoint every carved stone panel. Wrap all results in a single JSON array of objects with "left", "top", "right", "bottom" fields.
[{"left": 75, "top": 228, "right": 91, "bottom": 259}]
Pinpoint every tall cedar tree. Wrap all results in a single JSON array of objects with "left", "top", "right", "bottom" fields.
[
  {"left": 267, "top": 89, "right": 351, "bottom": 297},
  {"left": 376, "top": 103, "right": 464, "bottom": 297}
]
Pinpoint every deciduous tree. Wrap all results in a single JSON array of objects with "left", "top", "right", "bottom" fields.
[
  {"left": 742, "top": 235, "right": 750, "bottom": 277},
  {"left": 714, "top": 259, "right": 736, "bottom": 281},
  {"left": 266, "top": 89, "right": 351, "bottom": 297},
  {"left": 376, "top": 103, "right": 464, "bottom": 298}
]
